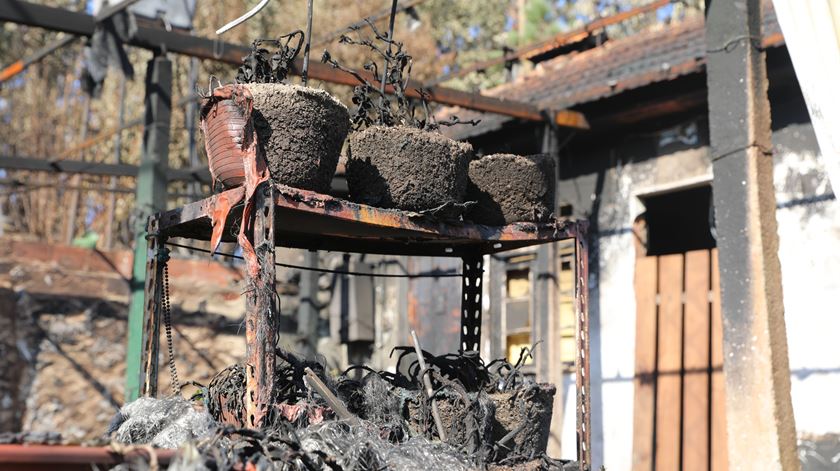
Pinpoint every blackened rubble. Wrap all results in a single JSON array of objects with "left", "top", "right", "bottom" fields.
[{"left": 111, "top": 345, "right": 576, "bottom": 470}]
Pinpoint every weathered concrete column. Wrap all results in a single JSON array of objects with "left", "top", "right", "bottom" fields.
[{"left": 705, "top": 1, "right": 798, "bottom": 469}]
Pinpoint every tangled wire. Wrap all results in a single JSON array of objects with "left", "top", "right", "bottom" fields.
[{"left": 118, "top": 344, "right": 573, "bottom": 470}]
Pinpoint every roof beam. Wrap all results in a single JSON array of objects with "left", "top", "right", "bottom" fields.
[
  {"left": 0, "top": 0, "right": 588, "bottom": 129},
  {"left": 0, "top": 156, "right": 212, "bottom": 183},
  {"left": 427, "top": 0, "right": 672, "bottom": 86}
]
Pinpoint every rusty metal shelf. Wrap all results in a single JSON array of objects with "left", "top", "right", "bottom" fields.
[
  {"left": 154, "top": 183, "right": 587, "bottom": 257},
  {"left": 144, "top": 182, "right": 591, "bottom": 469}
]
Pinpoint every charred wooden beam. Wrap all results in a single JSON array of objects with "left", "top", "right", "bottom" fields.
[{"left": 0, "top": 0, "right": 588, "bottom": 129}]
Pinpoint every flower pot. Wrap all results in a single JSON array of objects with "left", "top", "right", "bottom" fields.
[
  {"left": 200, "top": 86, "right": 253, "bottom": 188},
  {"left": 347, "top": 125, "right": 473, "bottom": 211},
  {"left": 466, "top": 153, "right": 556, "bottom": 225},
  {"left": 247, "top": 83, "right": 350, "bottom": 194}
]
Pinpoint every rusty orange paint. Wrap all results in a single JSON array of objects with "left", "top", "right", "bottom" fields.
[{"left": 0, "top": 61, "right": 24, "bottom": 82}]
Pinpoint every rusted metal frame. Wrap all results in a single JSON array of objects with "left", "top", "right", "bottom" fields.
[
  {"left": 243, "top": 183, "right": 278, "bottom": 428},
  {"left": 572, "top": 223, "right": 591, "bottom": 471},
  {"left": 427, "top": 0, "right": 672, "bottom": 86},
  {"left": 459, "top": 252, "right": 484, "bottom": 352},
  {"left": 0, "top": 0, "right": 587, "bottom": 130},
  {"left": 140, "top": 217, "right": 167, "bottom": 397},
  {"left": 156, "top": 185, "right": 579, "bottom": 244}
]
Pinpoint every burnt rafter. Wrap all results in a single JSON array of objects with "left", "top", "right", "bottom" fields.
[{"left": 0, "top": 0, "right": 588, "bottom": 130}]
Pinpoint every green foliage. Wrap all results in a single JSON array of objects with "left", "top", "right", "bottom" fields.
[{"left": 508, "top": 0, "right": 561, "bottom": 46}]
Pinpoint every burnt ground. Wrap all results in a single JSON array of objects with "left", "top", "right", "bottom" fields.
[
  {"left": 248, "top": 84, "right": 350, "bottom": 194},
  {"left": 466, "top": 154, "right": 556, "bottom": 226},
  {"left": 347, "top": 126, "right": 473, "bottom": 211}
]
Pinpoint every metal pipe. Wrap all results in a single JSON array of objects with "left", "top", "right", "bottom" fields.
[
  {"left": 215, "top": 0, "right": 271, "bottom": 35},
  {"left": 303, "top": 367, "right": 360, "bottom": 424},
  {"left": 0, "top": 444, "right": 175, "bottom": 467}
]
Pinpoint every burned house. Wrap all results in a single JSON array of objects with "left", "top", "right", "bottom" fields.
[{"left": 412, "top": 7, "right": 839, "bottom": 470}]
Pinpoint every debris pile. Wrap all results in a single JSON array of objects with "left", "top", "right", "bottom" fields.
[
  {"left": 110, "top": 345, "right": 576, "bottom": 470},
  {"left": 109, "top": 396, "right": 215, "bottom": 449}
]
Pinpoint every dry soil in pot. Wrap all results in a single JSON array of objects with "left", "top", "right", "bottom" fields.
[
  {"left": 247, "top": 83, "right": 350, "bottom": 194},
  {"left": 466, "top": 153, "right": 556, "bottom": 226},
  {"left": 346, "top": 126, "right": 473, "bottom": 211},
  {"left": 490, "top": 383, "right": 556, "bottom": 460}
]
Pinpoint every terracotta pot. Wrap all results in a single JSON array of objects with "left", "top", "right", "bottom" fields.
[{"left": 200, "top": 86, "right": 252, "bottom": 189}]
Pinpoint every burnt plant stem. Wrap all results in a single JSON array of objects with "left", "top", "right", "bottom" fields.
[
  {"left": 411, "top": 330, "right": 447, "bottom": 441},
  {"left": 302, "top": 0, "right": 314, "bottom": 86},
  {"left": 379, "top": 0, "right": 399, "bottom": 98}
]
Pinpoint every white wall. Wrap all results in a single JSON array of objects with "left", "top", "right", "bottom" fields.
[
  {"left": 773, "top": 127, "right": 840, "bottom": 438},
  {"left": 557, "top": 119, "right": 840, "bottom": 469}
]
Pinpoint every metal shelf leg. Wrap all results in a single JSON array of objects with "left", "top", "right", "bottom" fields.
[
  {"left": 244, "top": 184, "right": 278, "bottom": 428},
  {"left": 140, "top": 221, "right": 166, "bottom": 397},
  {"left": 460, "top": 254, "right": 484, "bottom": 353},
  {"left": 574, "top": 232, "right": 591, "bottom": 471}
]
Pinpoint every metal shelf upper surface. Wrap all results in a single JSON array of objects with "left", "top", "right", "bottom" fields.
[{"left": 152, "top": 184, "right": 587, "bottom": 257}]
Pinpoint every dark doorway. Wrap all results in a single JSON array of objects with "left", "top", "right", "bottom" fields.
[{"left": 641, "top": 185, "right": 716, "bottom": 256}]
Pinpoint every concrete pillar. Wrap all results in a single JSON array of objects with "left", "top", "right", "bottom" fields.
[{"left": 705, "top": 0, "right": 799, "bottom": 469}]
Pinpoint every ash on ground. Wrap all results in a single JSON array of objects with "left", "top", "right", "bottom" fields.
[{"left": 111, "top": 346, "right": 576, "bottom": 470}]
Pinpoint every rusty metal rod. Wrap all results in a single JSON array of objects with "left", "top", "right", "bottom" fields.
[
  {"left": 411, "top": 330, "right": 447, "bottom": 441},
  {"left": 0, "top": 444, "right": 175, "bottom": 467},
  {"left": 303, "top": 367, "right": 360, "bottom": 425}
]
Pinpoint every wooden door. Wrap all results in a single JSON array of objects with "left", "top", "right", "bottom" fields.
[{"left": 632, "top": 249, "right": 728, "bottom": 471}]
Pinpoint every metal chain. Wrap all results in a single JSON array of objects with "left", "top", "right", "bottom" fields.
[{"left": 161, "top": 253, "right": 180, "bottom": 395}]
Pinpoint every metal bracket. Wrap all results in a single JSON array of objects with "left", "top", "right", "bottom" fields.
[{"left": 460, "top": 254, "right": 484, "bottom": 353}]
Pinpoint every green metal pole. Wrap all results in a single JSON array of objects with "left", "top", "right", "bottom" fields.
[{"left": 125, "top": 53, "right": 171, "bottom": 402}]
